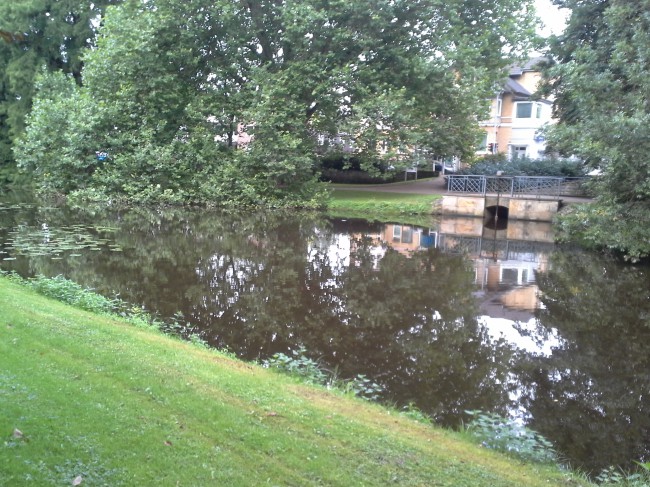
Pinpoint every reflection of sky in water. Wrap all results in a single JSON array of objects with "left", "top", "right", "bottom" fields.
[
  {"left": 479, "top": 316, "right": 562, "bottom": 356},
  {"left": 480, "top": 316, "right": 565, "bottom": 424},
  {"left": 312, "top": 226, "right": 561, "bottom": 360},
  {"left": 309, "top": 230, "right": 386, "bottom": 273}
]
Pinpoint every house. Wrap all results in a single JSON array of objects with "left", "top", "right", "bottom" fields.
[{"left": 479, "top": 57, "right": 554, "bottom": 160}]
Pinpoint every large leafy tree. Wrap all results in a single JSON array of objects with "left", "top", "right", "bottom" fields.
[
  {"left": 544, "top": 0, "right": 650, "bottom": 260},
  {"left": 16, "top": 0, "right": 538, "bottom": 206},
  {"left": 0, "top": 1, "right": 119, "bottom": 170}
]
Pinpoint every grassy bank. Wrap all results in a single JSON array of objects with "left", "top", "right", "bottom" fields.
[
  {"left": 0, "top": 276, "right": 586, "bottom": 486},
  {"left": 327, "top": 187, "right": 441, "bottom": 216}
]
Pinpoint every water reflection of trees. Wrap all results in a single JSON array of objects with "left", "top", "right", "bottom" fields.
[
  {"left": 5, "top": 203, "right": 650, "bottom": 473},
  {"left": 3, "top": 207, "right": 519, "bottom": 425},
  {"left": 517, "top": 251, "right": 650, "bottom": 474}
]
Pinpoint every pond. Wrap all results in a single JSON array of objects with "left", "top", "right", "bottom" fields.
[{"left": 1, "top": 196, "right": 649, "bottom": 476}]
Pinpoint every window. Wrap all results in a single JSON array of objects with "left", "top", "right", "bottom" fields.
[
  {"left": 401, "top": 226, "right": 413, "bottom": 244},
  {"left": 515, "top": 102, "right": 542, "bottom": 119},
  {"left": 392, "top": 225, "right": 413, "bottom": 243},
  {"left": 516, "top": 102, "right": 533, "bottom": 118},
  {"left": 502, "top": 268, "right": 519, "bottom": 285},
  {"left": 493, "top": 98, "right": 502, "bottom": 117},
  {"left": 478, "top": 133, "right": 488, "bottom": 150},
  {"left": 512, "top": 145, "right": 527, "bottom": 158},
  {"left": 392, "top": 225, "right": 401, "bottom": 242}
]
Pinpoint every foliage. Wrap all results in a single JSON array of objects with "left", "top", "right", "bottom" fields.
[
  {"left": 595, "top": 464, "right": 650, "bottom": 486},
  {"left": 554, "top": 201, "right": 650, "bottom": 262},
  {"left": 264, "top": 347, "right": 385, "bottom": 401},
  {"left": 0, "top": 0, "right": 119, "bottom": 167},
  {"left": 344, "top": 374, "right": 385, "bottom": 402},
  {"left": 464, "top": 410, "right": 558, "bottom": 464},
  {"left": 321, "top": 169, "right": 438, "bottom": 184},
  {"left": 399, "top": 403, "right": 433, "bottom": 425},
  {"left": 464, "top": 156, "right": 587, "bottom": 177},
  {"left": 15, "top": 0, "right": 538, "bottom": 206},
  {"left": 264, "top": 347, "right": 329, "bottom": 385},
  {"left": 543, "top": 0, "right": 650, "bottom": 259},
  {"left": 14, "top": 70, "right": 101, "bottom": 196},
  {"left": 23, "top": 274, "right": 119, "bottom": 314}
]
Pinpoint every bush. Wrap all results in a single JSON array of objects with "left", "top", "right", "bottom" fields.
[
  {"left": 24, "top": 275, "right": 118, "bottom": 314},
  {"left": 464, "top": 410, "right": 557, "bottom": 464},
  {"left": 264, "top": 347, "right": 385, "bottom": 400},
  {"left": 463, "top": 156, "right": 586, "bottom": 177},
  {"left": 320, "top": 169, "right": 402, "bottom": 184},
  {"left": 321, "top": 169, "right": 438, "bottom": 184}
]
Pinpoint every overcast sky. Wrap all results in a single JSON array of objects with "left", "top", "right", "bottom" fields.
[{"left": 534, "top": 0, "right": 570, "bottom": 37}]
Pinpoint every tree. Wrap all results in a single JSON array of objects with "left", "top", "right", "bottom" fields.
[
  {"left": 0, "top": 1, "right": 119, "bottom": 170},
  {"left": 544, "top": 0, "right": 650, "bottom": 260},
  {"left": 16, "top": 0, "right": 538, "bottom": 206}
]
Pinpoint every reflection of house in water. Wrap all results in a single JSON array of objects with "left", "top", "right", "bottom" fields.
[
  {"left": 359, "top": 217, "right": 553, "bottom": 318},
  {"left": 438, "top": 216, "right": 553, "bottom": 319},
  {"left": 473, "top": 258, "right": 548, "bottom": 321},
  {"left": 325, "top": 216, "right": 554, "bottom": 318},
  {"left": 378, "top": 224, "right": 437, "bottom": 256},
  {"left": 334, "top": 221, "right": 438, "bottom": 267}
]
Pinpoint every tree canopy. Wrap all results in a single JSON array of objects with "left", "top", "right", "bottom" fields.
[
  {"left": 544, "top": 0, "right": 650, "bottom": 260},
  {"left": 0, "top": 1, "right": 118, "bottom": 168},
  {"left": 15, "top": 0, "right": 538, "bottom": 206}
]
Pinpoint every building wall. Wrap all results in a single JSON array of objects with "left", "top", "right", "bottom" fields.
[{"left": 480, "top": 63, "right": 554, "bottom": 160}]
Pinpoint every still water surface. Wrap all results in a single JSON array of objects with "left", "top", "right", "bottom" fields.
[{"left": 1, "top": 198, "right": 649, "bottom": 475}]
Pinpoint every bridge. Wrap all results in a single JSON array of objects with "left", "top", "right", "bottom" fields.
[{"left": 442, "top": 175, "right": 590, "bottom": 222}]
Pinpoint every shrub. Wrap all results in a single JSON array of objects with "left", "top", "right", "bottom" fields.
[
  {"left": 463, "top": 156, "right": 586, "bottom": 177},
  {"left": 464, "top": 410, "right": 557, "bottom": 464},
  {"left": 25, "top": 275, "right": 118, "bottom": 314},
  {"left": 264, "top": 347, "right": 385, "bottom": 400}
]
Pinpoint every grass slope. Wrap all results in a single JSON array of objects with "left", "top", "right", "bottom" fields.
[
  {"left": 0, "top": 278, "right": 586, "bottom": 486},
  {"left": 327, "top": 188, "right": 440, "bottom": 215}
]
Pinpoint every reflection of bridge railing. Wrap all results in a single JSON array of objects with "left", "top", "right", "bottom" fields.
[
  {"left": 447, "top": 175, "right": 589, "bottom": 198},
  {"left": 438, "top": 234, "right": 556, "bottom": 262}
]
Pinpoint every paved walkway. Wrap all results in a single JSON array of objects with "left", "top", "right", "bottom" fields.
[
  {"left": 333, "top": 177, "right": 447, "bottom": 194},
  {"left": 333, "top": 177, "right": 594, "bottom": 203}
]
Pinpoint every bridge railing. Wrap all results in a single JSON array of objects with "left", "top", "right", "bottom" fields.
[{"left": 446, "top": 175, "right": 589, "bottom": 198}]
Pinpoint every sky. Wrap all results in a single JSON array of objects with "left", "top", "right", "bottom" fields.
[{"left": 534, "top": 0, "right": 570, "bottom": 37}]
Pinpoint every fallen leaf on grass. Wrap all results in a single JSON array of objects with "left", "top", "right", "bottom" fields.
[
  {"left": 12, "top": 429, "right": 23, "bottom": 439},
  {"left": 164, "top": 440, "right": 173, "bottom": 446},
  {"left": 72, "top": 475, "right": 83, "bottom": 485}
]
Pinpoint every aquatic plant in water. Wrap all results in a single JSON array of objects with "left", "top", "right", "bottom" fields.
[{"left": 2, "top": 223, "right": 121, "bottom": 260}]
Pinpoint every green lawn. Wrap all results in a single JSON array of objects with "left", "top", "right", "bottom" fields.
[
  {"left": 0, "top": 277, "right": 588, "bottom": 486},
  {"left": 327, "top": 187, "right": 441, "bottom": 218}
]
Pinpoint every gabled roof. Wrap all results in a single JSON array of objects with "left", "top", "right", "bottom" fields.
[{"left": 503, "top": 78, "right": 531, "bottom": 98}]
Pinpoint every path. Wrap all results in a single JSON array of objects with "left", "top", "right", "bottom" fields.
[
  {"left": 333, "top": 177, "right": 593, "bottom": 204},
  {"left": 332, "top": 177, "right": 447, "bottom": 195}
]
